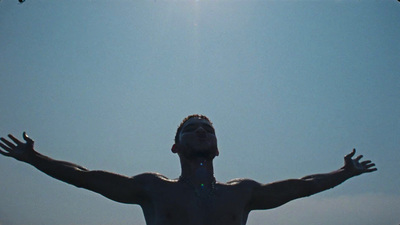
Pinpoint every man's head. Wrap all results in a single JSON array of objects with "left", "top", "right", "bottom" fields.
[
  {"left": 174, "top": 114, "right": 213, "bottom": 144},
  {"left": 172, "top": 114, "right": 218, "bottom": 160}
]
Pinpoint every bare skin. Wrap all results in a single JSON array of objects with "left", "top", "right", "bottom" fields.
[{"left": 0, "top": 117, "right": 377, "bottom": 225}]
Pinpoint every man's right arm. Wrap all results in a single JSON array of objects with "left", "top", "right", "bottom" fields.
[{"left": 0, "top": 132, "right": 154, "bottom": 204}]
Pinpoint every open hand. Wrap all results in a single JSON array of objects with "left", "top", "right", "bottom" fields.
[
  {"left": 342, "top": 149, "right": 377, "bottom": 176},
  {"left": 0, "top": 132, "right": 35, "bottom": 162}
]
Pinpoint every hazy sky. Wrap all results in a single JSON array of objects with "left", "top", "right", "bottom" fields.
[{"left": 0, "top": 0, "right": 399, "bottom": 225}]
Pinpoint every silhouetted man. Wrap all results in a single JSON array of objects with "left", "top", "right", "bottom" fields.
[{"left": 0, "top": 114, "right": 377, "bottom": 225}]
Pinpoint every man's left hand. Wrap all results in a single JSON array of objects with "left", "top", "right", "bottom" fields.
[{"left": 342, "top": 149, "right": 377, "bottom": 176}]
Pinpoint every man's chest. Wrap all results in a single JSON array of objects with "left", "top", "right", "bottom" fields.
[{"left": 142, "top": 183, "right": 251, "bottom": 225}]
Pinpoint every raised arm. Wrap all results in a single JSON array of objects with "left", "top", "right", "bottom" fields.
[
  {"left": 0, "top": 132, "right": 153, "bottom": 204},
  {"left": 248, "top": 149, "right": 377, "bottom": 210}
]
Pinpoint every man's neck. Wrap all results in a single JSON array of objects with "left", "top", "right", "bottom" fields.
[{"left": 179, "top": 157, "right": 215, "bottom": 187}]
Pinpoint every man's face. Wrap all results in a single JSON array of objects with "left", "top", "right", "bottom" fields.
[{"left": 176, "top": 117, "right": 218, "bottom": 159}]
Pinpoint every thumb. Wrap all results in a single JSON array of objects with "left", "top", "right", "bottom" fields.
[
  {"left": 344, "top": 149, "right": 356, "bottom": 161},
  {"left": 23, "top": 132, "right": 34, "bottom": 147}
]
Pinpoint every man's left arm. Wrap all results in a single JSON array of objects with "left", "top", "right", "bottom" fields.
[{"left": 248, "top": 149, "right": 377, "bottom": 210}]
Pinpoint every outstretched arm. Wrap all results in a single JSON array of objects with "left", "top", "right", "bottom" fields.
[
  {"left": 0, "top": 132, "right": 152, "bottom": 204},
  {"left": 248, "top": 149, "right": 377, "bottom": 210}
]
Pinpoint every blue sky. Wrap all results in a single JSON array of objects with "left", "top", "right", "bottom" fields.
[{"left": 0, "top": 0, "right": 399, "bottom": 225}]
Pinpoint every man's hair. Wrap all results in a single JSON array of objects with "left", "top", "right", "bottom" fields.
[{"left": 174, "top": 114, "right": 213, "bottom": 144}]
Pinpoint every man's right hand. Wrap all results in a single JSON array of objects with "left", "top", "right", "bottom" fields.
[{"left": 0, "top": 132, "right": 36, "bottom": 163}]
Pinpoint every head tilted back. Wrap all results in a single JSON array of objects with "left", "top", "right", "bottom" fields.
[{"left": 174, "top": 114, "right": 213, "bottom": 144}]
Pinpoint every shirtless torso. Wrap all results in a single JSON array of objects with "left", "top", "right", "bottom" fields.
[
  {"left": 140, "top": 174, "right": 253, "bottom": 225},
  {"left": 0, "top": 115, "right": 377, "bottom": 225}
]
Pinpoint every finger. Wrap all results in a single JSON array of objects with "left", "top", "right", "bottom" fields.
[
  {"left": 0, "top": 149, "right": 11, "bottom": 156},
  {"left": 365, "top": 163, "right": 376, "bottom": 169},
  {"left": 0, "top": 138, "right": 16, "bottom": 149},
  {"left": 345, "top": 149, "right": 356, "bottom": 159},
  {"left": 361, "top": 160, "right": 372, "bottom": 166},
  {"left": 23, "top": 132, "right": 34, "bottom": 144},
  {"left": 0, "top": 147, "right": 11, "bottom": 156},
  {"left": 365, "top": 168, "right": 377, "bottom": 173},
  {"left": 8, "top": 134, "right": 22, "bottom": 145},
  {"left": 0, "top": 143, "right": 12, "bottom": 156},
  {"left": 0, "top": 142, "right": 12, "bottom": 152},
  {"left": 346, "top": 148, "right": 356, "bottom": 158},
  {"left": 355, "top": 155, "right": 363, "bottom": 162}
]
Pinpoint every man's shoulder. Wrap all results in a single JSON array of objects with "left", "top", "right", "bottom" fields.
[
  {"left": 132, "top": 172, "right": 175, "bottom": 184},
  {"left": 225, "top": 178, "right": 260, "bottom": 188}
]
